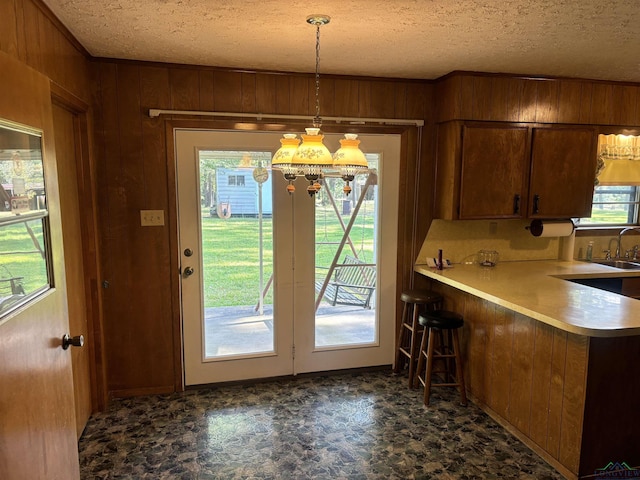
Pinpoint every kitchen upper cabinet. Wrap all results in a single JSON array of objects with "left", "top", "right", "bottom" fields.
[
  {"left": 459, "top": 124, "right": 529, "bottom": 219},
  {"left": 528, "top": 127, "right": 598, "bottom": 218},
  {"left": 434, "top": 122, "right": 598, "bottom": 220}
]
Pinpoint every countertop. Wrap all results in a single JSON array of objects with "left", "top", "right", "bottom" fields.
[{"left": 415, "top": 260, "right": 640, "bottom": 337}]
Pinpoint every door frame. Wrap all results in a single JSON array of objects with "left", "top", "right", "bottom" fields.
[
  {"left": 50, "top": 83, "right": 108, "bottom": 412},
  {"left": 164, "top": 119, "right": 419, "bottom": 391}
]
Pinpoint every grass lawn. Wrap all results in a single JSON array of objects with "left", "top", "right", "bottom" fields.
[
  {"left": 201, "top": 202, "right": 375, "bottom": 307},
  {"left": 579, "top": 207, "right": 632, "bottom": 225},
  {"left": 0, "top": 219, "right": 49, "bottom": 299}
]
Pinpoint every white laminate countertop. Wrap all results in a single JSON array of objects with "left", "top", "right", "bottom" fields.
[{"left": 415, "top": 260, "right": 640, "bottom": 338}]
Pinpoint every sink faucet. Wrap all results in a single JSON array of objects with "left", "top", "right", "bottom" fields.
[{"left": 616, "top": 227, "right": 640, "bottom": 258}]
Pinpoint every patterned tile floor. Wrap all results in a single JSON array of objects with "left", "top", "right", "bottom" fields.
[{"left": 79, "top": 370, "right": 563, "bottom": 479}]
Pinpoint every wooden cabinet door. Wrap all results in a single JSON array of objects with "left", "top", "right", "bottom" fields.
[
  {"left": 528, "top": 127, "right": 597, "bottom": 218},
  {"left": 459, "top": 125, "right": 529, "bottom": 219}
]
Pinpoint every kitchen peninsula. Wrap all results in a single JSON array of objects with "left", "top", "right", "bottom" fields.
[{"left": 415, "top": 260, "right": 640, "bottom": 479}]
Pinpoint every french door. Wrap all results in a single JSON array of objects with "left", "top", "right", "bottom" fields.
[{"left": 175, "top": 129, "right": 400, "bottom": 386}]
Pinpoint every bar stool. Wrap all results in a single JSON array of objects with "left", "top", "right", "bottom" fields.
[
  {"left": 414, "top": 310, "right": 467, "bottom": 406},
  {"left": 393, "top": 289, "right": 443, "bottom": 387}
]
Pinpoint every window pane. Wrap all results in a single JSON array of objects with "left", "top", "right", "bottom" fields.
[
  {"left": 0, "top": 120, "right": 52, "bottom": 320},
  {"left": 579, "top": 186, "right": 639, "bottom": 225}
]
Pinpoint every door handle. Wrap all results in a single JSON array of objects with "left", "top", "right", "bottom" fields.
[
  {"left": 62, "top": 334, "right": 84, "bottom": 350},
  {"left": 533, "top": 194, "right": 540, "bottom": 214},
  {"left": 183, "top": 266, "right": 195, "bottom": 277}
]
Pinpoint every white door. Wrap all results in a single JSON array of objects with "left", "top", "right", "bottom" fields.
[{"left": 176, "top": 129, "right": 400, "bottom": 385}]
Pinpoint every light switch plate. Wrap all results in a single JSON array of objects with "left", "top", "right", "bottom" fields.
[{"left": 140, "top": 209, "right": 165, "bottom": 226}]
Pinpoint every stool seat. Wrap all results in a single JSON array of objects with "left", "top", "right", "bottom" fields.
[
  {"left": 400, "top": 289, "right": 442, "bottom": 305},
  {"left": 419, "top": 310, "right": 463, "bottom": 330}
]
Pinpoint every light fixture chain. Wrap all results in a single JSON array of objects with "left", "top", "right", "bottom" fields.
[{"left": 314, "top": 22, "right": 321, "bottom": 127}]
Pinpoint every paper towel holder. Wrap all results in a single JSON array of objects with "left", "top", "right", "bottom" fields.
[{"left": 526, "top": 219, "right": 575, "bottom": 237}]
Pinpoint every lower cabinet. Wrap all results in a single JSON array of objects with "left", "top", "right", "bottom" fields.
[{"left": 429, "top": 281, "right": 640, "bottom": 480}]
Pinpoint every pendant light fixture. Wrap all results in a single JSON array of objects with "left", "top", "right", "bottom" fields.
[{"left": 272, "top": 14, "right": 369, "bottom": 197}]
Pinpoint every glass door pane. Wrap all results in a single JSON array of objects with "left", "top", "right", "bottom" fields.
[
  {"left": 314, "top": 156, "right": 379, "bottom": 348},
  {"left": 198, "top": 150, "right": 274, "bottom": 358}
]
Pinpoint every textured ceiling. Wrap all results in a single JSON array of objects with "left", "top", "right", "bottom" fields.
[{"left": 43, "top": 0, "right": 640, "bottom": 82}]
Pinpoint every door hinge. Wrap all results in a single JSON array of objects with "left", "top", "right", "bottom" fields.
[{"left": 292, "top": 344, "right": 296, "bottom": 359}]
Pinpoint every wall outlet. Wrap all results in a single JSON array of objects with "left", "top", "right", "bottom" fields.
[{"left": 140, "top": 209, "right": 165, "bottom": 226}]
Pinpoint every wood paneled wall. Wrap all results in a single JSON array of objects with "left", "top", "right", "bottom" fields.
[
  {"left": 430, "top": 282, "right": 588, "bottom": 479},
  {"left": 92, "top": 60, "right": 434, "bottom": 395},
  {"left": 436, "top": 72, "right": 640, "bottom": 126},
  {"left": 0, "top": 0, "right": 90, "bottom": 100}
]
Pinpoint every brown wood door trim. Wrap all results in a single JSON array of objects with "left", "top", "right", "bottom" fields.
[
  {"left": 164, "top": 119, "right": 419, "bottom": 392},
  {"left": 50, "top": 81, "right": 108, "bottom": 413}
]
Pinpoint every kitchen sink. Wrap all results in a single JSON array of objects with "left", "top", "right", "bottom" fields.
[{"left": 593, "top": 259, "right": 640, "bottom": 270}]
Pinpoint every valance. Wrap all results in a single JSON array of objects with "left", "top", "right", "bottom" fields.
[{"left": 596, "top": 134, "right": 640, "bottom": 185}]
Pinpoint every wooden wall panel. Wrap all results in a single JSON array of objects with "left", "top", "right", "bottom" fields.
[
  {"left": 529, "top": 321, "right": 554, "bottom": 447},
  {"left": 290, "top": 76, "right": 310, "bottom": 115},
  {"left": 333, "top": 78, "right": 359, "bottom": 117},
  {"left": 612, "top": 84, "right": 638, "bottom": 126},
  {"left": 434, "top": 75, "right": 461, "bottom": 122},
  {"left": 487, "top": 77, "right": 510, "bottom": 121},
  {"left": 463, "top": 295, "right": 490, "bottom": 403},
  {"left": 1, "top": 0, "right": 90, "bottom": 100},
  {"left": 558, "top": 334, "right": 588, "bottom": 474},
  {"left": 169, "top": 68, "right": 200, "bottom": 110},
  {"left": 533, "top": 80, "right": 559, "bottom": 123},
  {"left": 546, "top": 329, "right": 568, "bottom": 459},
  {"left": 274, "top": 75, "right": 291, "bottom": 114},
  {"left": 435, "top": 72, "right": 640, "bottom": 127},
  {"left": 0, "top": 0, "right": 20, "bottom": 58},
  {"left": 556, "top": 80, "right": 583, "bottom": 123},
  {"left": 241, "top": 72, "right": 256, "bottom": 113},
  {"left": 256, "top": 73, "right": 277, "bottom": 114},
  {"left": 578, "top": 82, "right": 593, "bottom": 124},
  {"left": 508, "top": 313, "right": 534, "bottom": 435},
  {"left": 198, "top": 70, "right": 215, "bottom": 111},
  {"left": 471, "top": 76, "right": 493, "bottom": 121},
  {"left": 590, "top": 84, "right": 614, "bottom": 125},
  {"left": 213, "top": 70, "right": 243, "bottom": 111},
  {"left": 489, "top": 305, "right": 513, "bottom": 418}
]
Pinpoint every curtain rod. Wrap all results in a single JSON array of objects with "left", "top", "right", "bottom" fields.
[{"left": 148, "top": 109, "right": 424, "bottom": 127}]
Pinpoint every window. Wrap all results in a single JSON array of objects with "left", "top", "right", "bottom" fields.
[
  {"left": 578, "top": 186, "right": 640, "bottom": 226},
  {"left": 0, "top": 119, "right": 52, "bottom": 320},
  {"left": 578, "top": 133, "right": 640, "bottom": 227},
  {"left": 227, "top": 175, "right": 245, "bottom": 187}
]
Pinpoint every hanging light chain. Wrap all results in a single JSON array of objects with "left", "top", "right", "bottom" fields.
[
  {"left": 314, "top": 21, "right": 322, "bottom": 127},
  {"left": 307, "top": 15, "right": 330, "bottom": 128}
]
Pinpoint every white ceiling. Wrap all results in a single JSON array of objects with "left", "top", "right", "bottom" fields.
[{"left": 43, "top": 0, "right": 640, "bottom": 82}]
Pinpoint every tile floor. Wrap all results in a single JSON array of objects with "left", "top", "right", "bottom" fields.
[{"left": 79, "top": 370, "right": 563, "bottom": 479}]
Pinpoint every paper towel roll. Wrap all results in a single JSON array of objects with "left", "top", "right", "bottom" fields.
[{"left": 528, "top": 219, "right": 575, "bottom": 237}]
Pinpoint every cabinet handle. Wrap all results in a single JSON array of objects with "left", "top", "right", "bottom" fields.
[
  {"left": 513, "top": 194, "right": 520, "bottom": 214},
  {"left": 533, "top": 194, "right": 540, "bottom": 214}
]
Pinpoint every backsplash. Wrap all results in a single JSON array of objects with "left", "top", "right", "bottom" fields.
[
  {"left": 417, "top": 219, "right": 562, "bottom": 264},
  {"left": 417, "top": 219, "right": 626, "bottom": 265}
]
